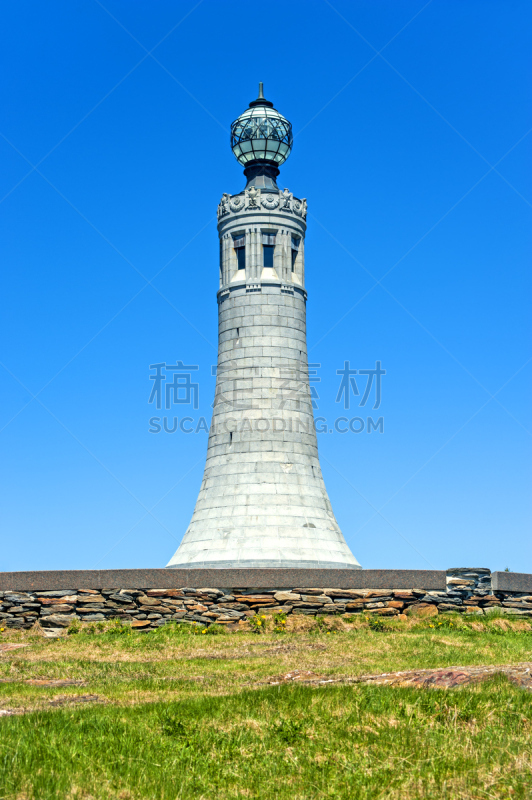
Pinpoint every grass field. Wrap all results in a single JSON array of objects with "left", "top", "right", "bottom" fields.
[{"left": 0, "top": 613, "right": 531, "bottom": 799}]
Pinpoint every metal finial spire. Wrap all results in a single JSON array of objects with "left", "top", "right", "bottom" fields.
[{"left": 248, "top": 82, "right": 273, "bottom": 109}]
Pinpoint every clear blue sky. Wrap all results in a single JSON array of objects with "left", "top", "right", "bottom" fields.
[{"left": 1, "top": 0, "right": 530, "bottom": 573}]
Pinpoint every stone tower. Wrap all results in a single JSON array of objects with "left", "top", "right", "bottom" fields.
[{"left": 167, "top": 85, "right": 361, "bottom": 569}]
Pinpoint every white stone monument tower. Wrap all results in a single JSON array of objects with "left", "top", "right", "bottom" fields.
[{"left": 167, "top": 85, "right": 361, "bottom": 569}]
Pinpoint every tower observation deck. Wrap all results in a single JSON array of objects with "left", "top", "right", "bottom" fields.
[{"left": 167, "top": 85, "right": 361, "bottom": 569}]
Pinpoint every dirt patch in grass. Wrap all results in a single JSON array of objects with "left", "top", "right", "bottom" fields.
[
  {"left": 26, "top": 678, "right": 86, "bottom": 687},
  {"left": 48, "top": 694, "right": 102, "bottom": 707},
  {"left": 263, "top": 662, "right": 532, "bottom": 690},
  {"left": 357, "top": 661, "right": 532, "bottom": 689},
  {"left": 0, "top": 643, "right": 30, "bottom": 654}
]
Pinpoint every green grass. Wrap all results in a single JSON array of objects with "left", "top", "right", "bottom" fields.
[
  {"left": 1, "top": 680, "right": 531, "bottom": 800},
  {"left": 0, "top": 616, "right": 531, "bottom": 799}
]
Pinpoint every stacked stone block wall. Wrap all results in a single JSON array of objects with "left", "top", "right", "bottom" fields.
[{"left": 1, "top": 568, "right": 530, "bottom": 633}]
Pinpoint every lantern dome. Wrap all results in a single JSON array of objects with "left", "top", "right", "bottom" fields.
[{"left": 230, "top": 83, "right": 293, "bottom": 167}]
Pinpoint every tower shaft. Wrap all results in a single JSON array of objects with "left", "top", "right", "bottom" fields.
[{"left": 167, "top": 187, "right": 360, "bottom": 568}]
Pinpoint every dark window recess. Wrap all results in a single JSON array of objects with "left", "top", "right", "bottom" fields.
[
  {"left": 291, "top": 249, "right": 298, "bottom": 270},
  {"left": 291, "top": 235, "right": 300, "bottom": 271},
  {"left": 262, "top": 232, "right": 276, "bottom": 269},
  {"left": 236, "top": 247, "right": 246, "bottom": 270},
  {"left": 233, "top": 235, "right": 245, "bottom": 270},
  {"left": 263, "top": 245, "right": 274, "bottom": 268}
]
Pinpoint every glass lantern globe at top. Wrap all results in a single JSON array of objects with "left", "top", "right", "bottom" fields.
[{"left": 231, "top": 104, "right": 293, "bottom": 167}]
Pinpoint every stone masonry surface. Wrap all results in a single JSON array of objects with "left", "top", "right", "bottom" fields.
[
  {"left": 166, "top": 187, "right": 360, "bottom": 569},
  {"left": 0, "top": 569, "right": 445, "bottom": 592},
  {"left": 492, "top": 571, "right": 532, "bottom": 593},
  {"left": 1, "top": 568, "right": 531, "bottom": 634}
]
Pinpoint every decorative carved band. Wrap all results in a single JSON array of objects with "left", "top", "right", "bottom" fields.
[
  {"left": 261, "top": 193, "right": 279, "bottom": 210},
  {"left": 229, "top": 196, "right": 245, "bottom": 213},
  {"left": 217, "top": 187, "right": 307, "bottom": 221}
]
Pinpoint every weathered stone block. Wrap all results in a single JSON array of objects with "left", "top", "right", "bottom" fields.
[
  {"left": 274, "top": 591, "right": 301, "bottom": 602},
  {"left": 40, "top": 614, "right": 76, "bottom": 627},
  {"left": 446, "top": 579, "right": 474, "bottom": 586},
  {"left": 300, "top": 595, "right": 329, "bottom": 604},
  {"left": 77, "top": 595, "right": 105, "bottom": 604},
  {"left": 41, "top": 604, "right": 75, "bottom": 614},
  {"left": 345, "top": 601, "right": 365, "bottom": 610}
]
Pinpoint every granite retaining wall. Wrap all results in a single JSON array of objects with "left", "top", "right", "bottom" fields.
[
  {"left": 0, "top": 567, "right": 531, "bottom": 633},
  {"left": 0, "top": 568, "right": 445, "bottom": 592}
]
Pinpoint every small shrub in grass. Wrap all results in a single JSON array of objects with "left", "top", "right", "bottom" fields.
[
  {"left": 106, "top": 618, "right": 132, "bottom": 636},
  {"left": 162, "top": 621, "right": 195, "bottom": 636},
  {"left": 343, "top": 614, "right": 365, "bottom": 624},
  {"left": 152, "top": 621, "right": 215, "bottom": 638},
  {"left": 158, "top": 709, "right": 191, "bottom": 740},
  {"left": 67, "top": 618, "right": 82, "bottom": 635},
  {"left": 270, "top": 717, "right": 305, "bottom": 743},
  {"left": 170, "top": 621, "right": 209, "bottom": 635},
  {"left": 273, "top": 612, "right": 287, "bottom": 633},
  {"left": 187, "top": 621, "right": 207, "bottom": 635},
  {"left": 203, "top": 624, "right": 226, "bottom": 635},
  {"left": 411, "top": 614, "right": 465, "bottom": 633},
  {"left": 249, "top": 614, "right": 268, "bottom": 633},
  {"left": 68, "top": 617, "right": 132, "bottom": 638},
  {"left": 309, "top": 615, "right": 338, "bottom": 635},
  {"left": 78, "top": 621, "right": 106, "bottom": 636},
  {"left": 366, "top": 615, "right": 392, "bottom": 632},
  {"left": 483, "top": 606, "right": 504, "bottom": 618},
  {"left": 431, "top": 616, "right": 458, "bottom": 630}
]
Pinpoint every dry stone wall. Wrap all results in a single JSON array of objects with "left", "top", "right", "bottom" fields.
[{"left": 1, "top": 568, "right": 531, "bottom": 633}]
